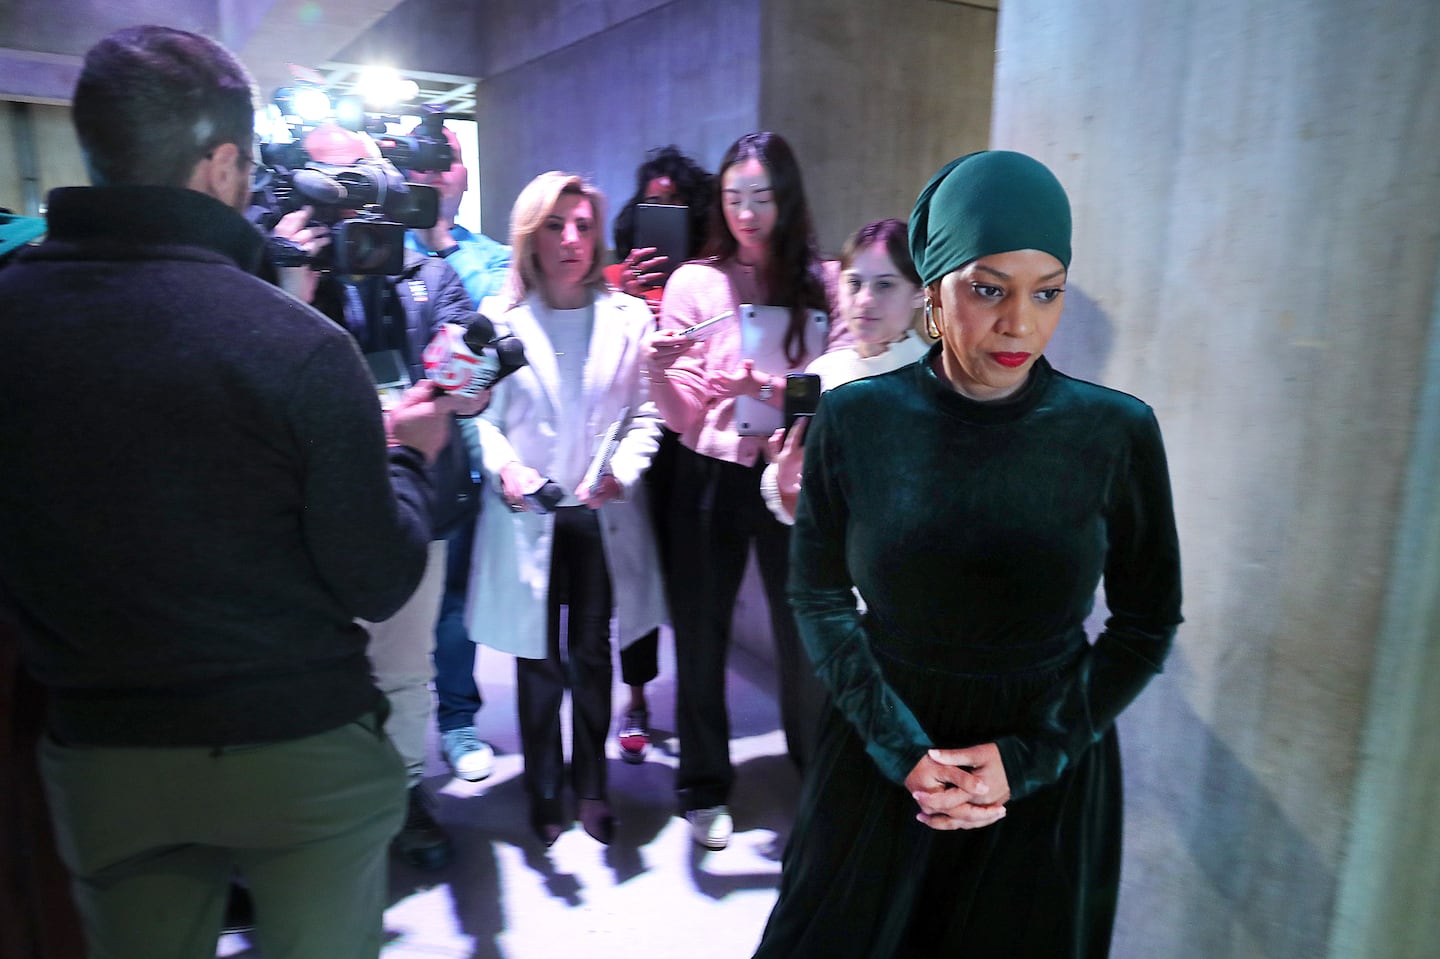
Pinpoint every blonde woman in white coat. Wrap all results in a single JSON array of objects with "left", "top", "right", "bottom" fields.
[{"left": 464, "top": 172, "right": 665, "bottom": 847}]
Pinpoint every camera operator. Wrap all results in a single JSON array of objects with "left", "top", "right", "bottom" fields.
[
  {"left": 0, "top": 25, "right": 453, "bottom": 958},
  {"left": 405, "top": 124, "right": 512, "bottom": 304},
  {"left": 269, "top": 121, "right": 489, "bottom": 872},
  {"left": 402, "top": 124, "right": 513, "bottom": 787}
]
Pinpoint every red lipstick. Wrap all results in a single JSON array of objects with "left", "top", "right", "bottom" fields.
[{"left": 991, "top": 352, "right": 1031, "bottom": 368}]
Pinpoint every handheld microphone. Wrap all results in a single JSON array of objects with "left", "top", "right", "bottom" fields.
[{"left": 422, "top": 314, "right": 528, "bottom": 397}]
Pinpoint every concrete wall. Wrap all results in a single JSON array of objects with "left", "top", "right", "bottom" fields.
[
  {"left": 989, "top": 2, "right": 1440, "bottom": 956},
  {"left": 0, "top": 0, "right": 227, "bottom": 149},
  {"left": 471, "top": 0, "right": 762, "bottom": 252},
  {"left": 0, "top": 0, "right": 404, "bottom": 104},
  {"left": 0, "top": 103, "right": 84, "bottom": 215},
  {"left": 760, "top": 0, "right": 995, "bottom": 253},
  {"left": 444, "top": 0, "right": 995, "bottom": 254}
]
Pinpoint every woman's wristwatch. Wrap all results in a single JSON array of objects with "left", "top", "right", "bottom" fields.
[{"left": 757, "top": 380, "right": 774, "bottom": 402}]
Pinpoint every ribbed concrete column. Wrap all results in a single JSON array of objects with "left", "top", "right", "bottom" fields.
[{"left": 990, "top": 2, "right": 1440, "bottom": 956}]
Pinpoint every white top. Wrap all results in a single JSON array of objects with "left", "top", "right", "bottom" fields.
[
  {"left": 539, "top": 302, "right": 595, "bottom": 505},
  {"left": 802, "top": 328, "right": 931, "bottom": 392}
]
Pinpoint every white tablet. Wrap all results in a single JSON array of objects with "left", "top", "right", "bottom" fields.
[{"left": 733, "top": 304, "right": 829, "bottom": 436}]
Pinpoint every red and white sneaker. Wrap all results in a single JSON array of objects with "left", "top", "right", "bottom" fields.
[{"left": 617, "top": 706, "right": 650, "bottom": 764}]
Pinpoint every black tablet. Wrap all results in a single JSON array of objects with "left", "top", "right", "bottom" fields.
[{"left": 633, "top": 203, "right": 690, "bottom": 282}]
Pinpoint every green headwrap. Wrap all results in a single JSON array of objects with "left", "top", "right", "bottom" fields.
[{"left": 908, "top": 151, "right": 1072, "bottom": 287}]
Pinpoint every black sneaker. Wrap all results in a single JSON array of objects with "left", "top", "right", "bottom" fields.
[
  {"left": 221, "top": 880, "right": 255, "bottom": 933},
  {"left": 392, "top": 785, "right": 453, "bottom": 870}
]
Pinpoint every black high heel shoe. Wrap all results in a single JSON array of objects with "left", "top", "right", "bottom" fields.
[
  {"left": 578, "top": 797, "right": 616, "bottom": 845},
  {"left": 529, "top": 797, "right": 566, "bottom": 847}
]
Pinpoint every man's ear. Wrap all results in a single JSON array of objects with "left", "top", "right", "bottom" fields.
[{"left": 185, "top": 141, "right": 245, "bottom": 204}]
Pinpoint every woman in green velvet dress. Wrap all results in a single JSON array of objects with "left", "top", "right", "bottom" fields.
[{"left": 751, "top": 151, "right": 1182, "bottom": 958}]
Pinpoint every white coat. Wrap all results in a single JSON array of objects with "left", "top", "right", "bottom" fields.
[{"left": 463, "top": 288, "right": 668, "bottom": 659}]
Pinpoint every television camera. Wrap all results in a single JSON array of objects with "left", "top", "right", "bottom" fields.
[{"left": 250, "top": 110, "right": 454, "bottom": 276}]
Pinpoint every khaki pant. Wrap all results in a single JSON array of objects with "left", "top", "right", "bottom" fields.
[
  {"left": 362, "top": 538, "right": 447, "bottom": 785},
  {"left": 40, "top": 714, "right": 405, "bottom": 959}
]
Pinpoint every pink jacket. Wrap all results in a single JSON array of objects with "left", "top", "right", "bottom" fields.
[{"left": 652, "top": 257, "right": 846, "bottom": 467}]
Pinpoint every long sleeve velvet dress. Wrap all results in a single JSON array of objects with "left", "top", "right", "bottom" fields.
[{"left": 752, "top": 348, "right": 1182, "bottom": 959}]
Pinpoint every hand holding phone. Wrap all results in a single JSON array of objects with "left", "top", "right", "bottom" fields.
[
  {"left": 765, "top": 416, "right": 809, "bottom": 521},
  {"left": 633, "top": 203, "right": 690, "bottom": 282},
  {"left": 644, "top": 328, "right": 698, "bottom": 371},
  {"left": 619, "top": 246, "right": 668, "bottom": 292},
  {"left": 784, "top": 372, "right": 822, "bottom": 435}
]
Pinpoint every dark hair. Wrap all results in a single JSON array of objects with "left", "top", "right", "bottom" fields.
[
  {"left": 611, "top": 144, "right": 715, "bottom": 259},
  {"left": 840, "top": 218, "right": 921, "bottom": 287},
  {"left": 72, "top": 25, "right": 255, "bottom": 188},
  {"left": 702, "top": 131, "right": 827, "bottom": 365}
]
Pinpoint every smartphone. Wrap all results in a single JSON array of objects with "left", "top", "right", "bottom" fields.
[
  {"left": 633, "top": 203, "right": 690, "bottom": 283},
  {"left": 784, "top": 373, "right": 822, "bottom": 434},
  {"left": 680, "top": 309, "right": 733, "bottom": 340}
]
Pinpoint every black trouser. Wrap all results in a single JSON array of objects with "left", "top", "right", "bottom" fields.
[
  {"left": 517, "top": 507, "right": 614, "bottom": 814},
  {"left": 617, "top": 428, "right": 679, "bottom": 690},
  {"left": 668, "top": 444, "right": 824, "bottom": 812},
  {"left": 619, "top": 630, "right": 658, "bottom": 687}
]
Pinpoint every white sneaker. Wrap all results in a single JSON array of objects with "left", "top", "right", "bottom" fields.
[
  {"left": 441, "top": 728, "right": 495, "bottom": 782},
  {"left": 686, "top": 804, "right": 733, "bottom": 850}
]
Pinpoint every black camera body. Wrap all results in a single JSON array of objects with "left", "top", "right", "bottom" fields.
[
  {"left": 249, "top": 110, "right": 453, "bottom": 275},
  {"left": 371, "top": 110, "right": 453, "bottom": 174},
  {"left": 252, "top": 158, "right": 437, "bottom": 275}
]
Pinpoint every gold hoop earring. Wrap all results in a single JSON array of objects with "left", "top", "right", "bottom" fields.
[{"left": 924, "top": 299, "right": 941, "bottom": 340}]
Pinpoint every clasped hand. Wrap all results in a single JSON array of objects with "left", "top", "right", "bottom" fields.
[{"left": 903, "top": 742, "right": 1011, "bottom": 831}]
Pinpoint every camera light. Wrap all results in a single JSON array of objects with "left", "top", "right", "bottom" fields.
[
  {"left": 291, "top": 86, "right": 332, "bottom": 123},
  {"left": 334, "top": 94, "right": 367, "bottom": 132},
  {"left": 254, "top": 103, "right": 291, "bottom": 143},
  {"left": 357, "top": 66, "right": 416, "bottom": 107}
]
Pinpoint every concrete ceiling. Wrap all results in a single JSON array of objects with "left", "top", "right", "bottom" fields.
[{"left": 0, "top": 0, "right": 409, "bottom": 105}]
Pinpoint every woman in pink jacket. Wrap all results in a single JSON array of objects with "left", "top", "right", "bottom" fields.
[{"left": 642, "top": 131, "right": 845, "bottom": 850}]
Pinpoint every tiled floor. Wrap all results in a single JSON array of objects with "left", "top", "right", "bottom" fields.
[{"left": 219, "top": 631, "right": 801, "bottom": 959}]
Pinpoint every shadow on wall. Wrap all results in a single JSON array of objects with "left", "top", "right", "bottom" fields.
[
  {"left": 1046, "top": 285, "right": 1113, "bottom": 385},
  {"left": 1117, "top": 652, "right": 1335, "bottom": 958},
  {"left": 1061, "top": 286, "right": 1336, "bottom": 956}
]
